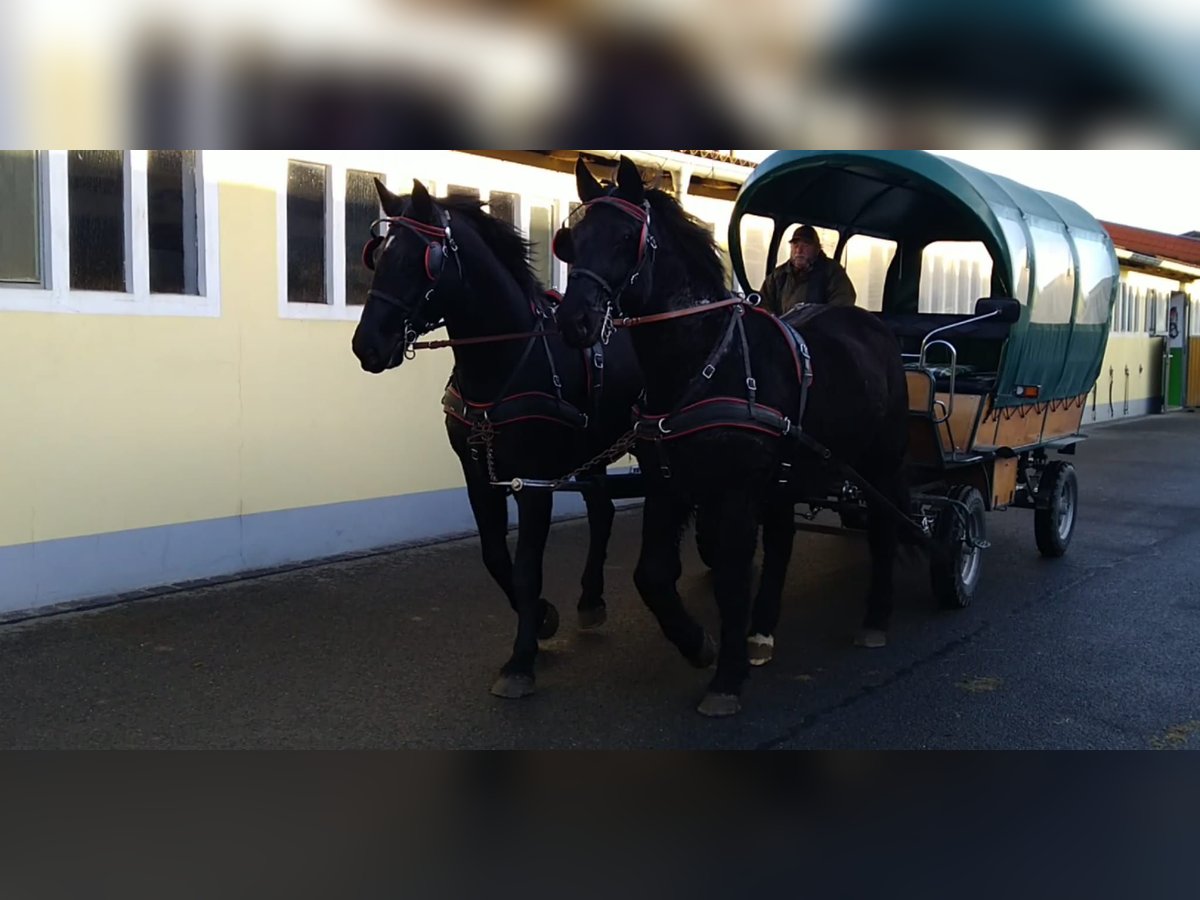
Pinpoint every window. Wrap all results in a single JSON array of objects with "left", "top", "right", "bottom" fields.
[
  {"left": 738, "top": 214, "right": 773, "bottom": 293},
  {"left": 1073, "top": 234, "right": 1115, "bottom": 326},
  {"left": 919, "top": 241, "right": 994, "bottom": 315},
  {"left": 529, "top": 201, "right": 554, "bottom": 290},
  {"left": 0, "top": 150, "right": 219, "bottom": 316},
  {"left": 0, "top": 151, "right": 42, "bottom": 286},
  {"left": 841, "top": 235, "right": 897, "bottom": 312},
  {"left": 286, "top": 160, "right": 327, "bottom": 305},
  {"left": 1026, "top": 219, "right": 1076, "bottom": 325},
  {"left": 448, "top": 184, "right": 479, "bottom": 202},
  {"left": 147, "top": 150, "right": 199, "bottom": 295},
  {"left": 488, "top": 191, "right": 517, "bottom": 227},
  {"left": 69, "top": 150, "right": 127, "bottom": 291},
  {"left": 279, "top": 155, "right": 436, "bottom": 320},
  {"left": 345, "top": 169, "right": 383, "bottom": 306}
]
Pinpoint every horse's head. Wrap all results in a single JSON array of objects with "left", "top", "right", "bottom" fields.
[
  {"left": 351, "top": 178, "right": 457, "bottom": 373},
  {"left": 557, "top": 155, "right": 655, "bottom": 349}
]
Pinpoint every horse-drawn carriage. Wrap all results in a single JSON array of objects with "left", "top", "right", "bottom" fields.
[
  {"left": 725, "top": 150, "right": 1118, "bottom": 608},
  {"left": 353, "top": 150, "right": 1117, "bottom": 715}
]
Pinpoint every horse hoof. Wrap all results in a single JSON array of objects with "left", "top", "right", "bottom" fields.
[
  {"left": 688, "top": 632, "right": 717, "bottom": 669},
  {"left": 537, "top": 601, "right": 560, "bottom": 641},
  {"left": 854, "top": 628, "right": 887, "bottom": 649},
  {"left": 490, "top": 673, "right": 536, "bottom": 699},
  {"left": 578, "top": 604, "right": 607, "bottom": 630},
  {"left": 697, "top": 692, "right": 741, "bottom": 717},
  {"left": 747, "top": 633, "right": 775, "bottom": 666}
]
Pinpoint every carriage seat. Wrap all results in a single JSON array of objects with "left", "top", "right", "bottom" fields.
[
  {"left": 886, "top": 297, "right": 1018, "bottom": 395},
  {"left": 882, "top": 296, "right": 1020, "bottom": 341}
]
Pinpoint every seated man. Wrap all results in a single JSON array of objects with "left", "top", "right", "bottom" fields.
[{"left": 759, "top": 225, "right": 856, "bottom": 315}]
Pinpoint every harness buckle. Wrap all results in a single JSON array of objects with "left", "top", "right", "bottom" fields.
[
  {"left": 782, "top": 417, "right": 792, "bottom": 435},
  {"left": 702, "top": 364, "right": 716, "bottom": 380},
  {"left": 657, "top": 418, "right": 672, "bottom": 436},
  {"left": 552, "top": 375, "right": 562, "bottom": 389},
  {"left": 593, "top": 350, "right": 605, "bottom": 370},
  {"left": 746, "top": 377, "right": 757, "bottom": 392}
]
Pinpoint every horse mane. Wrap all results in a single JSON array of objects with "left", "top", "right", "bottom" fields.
[
  {"left": 645, "top": 188, "right": 727, "bottom": 296},
  {"left": 439, "top": 195, "right": 541, "bottom": 297}
]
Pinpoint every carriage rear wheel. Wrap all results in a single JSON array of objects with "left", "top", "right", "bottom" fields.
[
  {"left": 930, "top": 485, "right": 986, "bottom": 610},
  {"left": 1034, "top": 461, "right": 1077, "bottom": 558}
]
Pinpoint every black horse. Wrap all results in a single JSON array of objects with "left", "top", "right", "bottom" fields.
[
  {"left": 352, "top": 179, "right": 643, "bottom": 699},
  {"left": 557, "top": 156, "right": 910, "bottom": 716}
]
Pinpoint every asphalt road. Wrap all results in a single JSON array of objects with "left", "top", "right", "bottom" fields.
[{"left": 2, "top": 413, "right": 1198, "bottom": 748}]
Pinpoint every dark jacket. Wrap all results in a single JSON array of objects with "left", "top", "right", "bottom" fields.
[{"left": 760, "top": 255, "right": 856, "bottom": 315}]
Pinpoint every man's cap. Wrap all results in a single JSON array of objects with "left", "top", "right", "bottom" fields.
[{"left": 788, "top": 225, "right": 820, "bottom": 245}]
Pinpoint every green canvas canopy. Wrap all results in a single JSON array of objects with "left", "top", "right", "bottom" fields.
[{"left": 729, "top": 151, "right": 1119, "bottom": 406}]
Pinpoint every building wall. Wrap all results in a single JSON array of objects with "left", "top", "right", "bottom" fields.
[
  {"left": 0, "top": 151, "right": 608, "bottom": 613},
  {"left": 1082, "top": 333, "right": 1165, "bottom": 423}
]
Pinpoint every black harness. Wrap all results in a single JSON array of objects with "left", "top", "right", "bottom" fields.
[
  {"left": 563, "top": 195, "right": 820, "bottom": 460},
  {"left": 363, "top": 211, "right": 607, "bottom": 444},
  {"left": 441, "top": 312, "right": 598, "bottom": 435},
  {"left": 631, "top": 302, "right": 818, "bottom": 456}
]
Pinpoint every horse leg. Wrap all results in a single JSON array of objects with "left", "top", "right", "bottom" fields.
[
  {"left": 698, "top": 491, "right": 759, "bottom": 717},
  {"left": 633, "top": 494, "right": 715, "bottom": 668},
  {"left": 577, "top": 487, "right": 615, "bottom": 629},
  {"left": 463, "top": 470, "right": 515, "bottom": 610},
  {"left": 491, "top": 490, "right": 556, "bottom": 699},
  {"left": 748, "top": 498, "right": 795, "bottom": 667},
  {"left": 855, "top": 465, "right": 905, "bottom": 649}
]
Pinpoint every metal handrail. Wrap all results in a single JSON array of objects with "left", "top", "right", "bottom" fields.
[
  {"left": 916, "top": 306, "right": 1005, "bottom": 426},
  {"left": 923, "top": 339, "right": 958, "bottom": 424}
]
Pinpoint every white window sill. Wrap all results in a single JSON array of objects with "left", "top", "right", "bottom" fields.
[
  {"left": 279, "top": 302, "right": 365, "bottom": 322},
  {"left": 0, "top": 287, "right": 220, "bottom": 318}
]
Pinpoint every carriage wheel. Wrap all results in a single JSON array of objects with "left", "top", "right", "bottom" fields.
[
  {"left": 1034, "top": 461, "right": 1077, "bottom": 558},
  {"left": 930, "top": 485, "right": 986, "bottom": 610}
]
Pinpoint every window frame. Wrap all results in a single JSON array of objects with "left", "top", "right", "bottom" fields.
[
  {"left": 278, "top": 157, "right": 435, "bottom": 322},
  {"left": 0, "top": 150, "right": 220, "bottom": 318},
  {"left": 278, "top": 154, "right": 571, "bottom": 321}
]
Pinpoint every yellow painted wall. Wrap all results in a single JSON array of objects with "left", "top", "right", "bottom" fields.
[
  {"left": 0, "top": 172, "right": 462, "bottom": 549},
  {"left": 1086, "top": 334, "right": 1164, "bottom": 414}
]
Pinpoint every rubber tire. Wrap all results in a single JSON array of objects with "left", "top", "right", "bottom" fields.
[
  {"left": 1034, "top": 461, "right": 1077, "bottom": 558},
  {"left": 930, "top": 485, "right": 986, "bottom": 610}
]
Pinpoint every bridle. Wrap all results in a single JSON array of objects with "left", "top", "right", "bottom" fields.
[
  {"left": 362, "top": 208, "right": 462, "bottom": 358},
  {"left": 554, "top": 195, "right": 657, "bottom": 343}
]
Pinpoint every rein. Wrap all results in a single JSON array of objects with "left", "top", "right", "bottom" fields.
[
  {"left": 411, "top": 329, "right": 549, "bottom": 350},
  {"left": 408, "top": 297, "right": 751, "bottom": 352}
]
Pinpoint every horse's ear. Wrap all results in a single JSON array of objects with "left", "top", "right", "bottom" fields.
[
  {"left": 374, "top": 177, "right": 402, "bottom": 216},
  {"left": 411, "top": 178, "right": 434, "bottom": 221},
  {"left": 576, "top": 157, "right": 604, "bottom": 203},
  {"left": 616, "top": 155, "right": 645, "bottom": 204}
]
